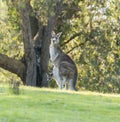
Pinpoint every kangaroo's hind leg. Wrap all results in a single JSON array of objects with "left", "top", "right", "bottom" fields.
[
  {"left": 53, "top": 66, "right": 63, "bottom": 89},
  {"left": 69, "top": 79, "right": 77, "bottom": 91}
]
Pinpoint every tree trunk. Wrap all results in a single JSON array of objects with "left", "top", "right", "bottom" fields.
[
  {"left": 20, "top": 1, "right": 37, "bottom": 86},
  {"left": 40, "top": 21, "right": 54, "bottom": 87},
  {"left": 34, "top": 20, "right": 55, "bottom": 87}
]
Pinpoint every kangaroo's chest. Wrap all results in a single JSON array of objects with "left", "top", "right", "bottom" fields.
[{"left": 50, "top": 46, "right": 59, "bottom": 62}]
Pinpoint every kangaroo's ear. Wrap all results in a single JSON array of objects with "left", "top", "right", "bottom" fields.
[
  {"left": 51, "top": 31, "right": 56, "bottom": 37},
  {"left": 57, "top": 32, "right": 62, "bottom": 38}
]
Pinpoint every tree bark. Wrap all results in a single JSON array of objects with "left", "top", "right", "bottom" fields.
[
  {"left": 20, "top": 1, "right": 37, "bottom": 86},
  {"left": 40, "top": 18, "right": 55, "bottom": 87},
  {"left": 33, "top": 19, "right": 55, "bottom": 87},
  {"left": 0, "top": 53, "right": 25, "bottom": 83}
]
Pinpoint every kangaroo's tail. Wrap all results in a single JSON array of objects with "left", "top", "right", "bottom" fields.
[
  {"left": 74, "top": 69, "right": 78, "bottom": 91},
  {"left": 70, "top": 67, "right": 78, "bottom": 91}
]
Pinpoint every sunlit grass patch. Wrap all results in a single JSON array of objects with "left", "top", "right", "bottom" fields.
[{"left": 0, "top": 84, "right": 120, "bottom": 122}]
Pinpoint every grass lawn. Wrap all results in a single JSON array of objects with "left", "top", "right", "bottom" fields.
[{"left": 0, "top": 84, "right": 120, "bottom": 122}]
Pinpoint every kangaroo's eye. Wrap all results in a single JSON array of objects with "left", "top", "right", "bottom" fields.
[
  {"left": 56, "top": 37, "right": 59, "bottom": 40},
  {"left": 54, "top": 37, "right": 58, "bottom": 41}
]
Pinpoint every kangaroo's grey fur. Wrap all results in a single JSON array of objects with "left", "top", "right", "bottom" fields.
[{"left": 49, "top": 31, "right": 78, "bottom": 91}]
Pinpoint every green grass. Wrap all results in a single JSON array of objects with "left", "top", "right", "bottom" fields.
[{"left": 0, "top": 84, "right": 120, "bottom": 122}]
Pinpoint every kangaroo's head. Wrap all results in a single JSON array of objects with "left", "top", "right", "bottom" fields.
[{"left": 51, "top": 31, "right": 62, "bottom": 45}]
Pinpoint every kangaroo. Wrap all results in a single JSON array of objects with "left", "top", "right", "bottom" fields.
[{"left": 49, "top": 31, "right": 78, "bottom": 91}]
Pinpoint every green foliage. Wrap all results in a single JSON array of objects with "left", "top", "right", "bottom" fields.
[
  {"left": 57, "top": 0, "right": 120, "bottom": 93},
  {"left": 0, "top": 1, "right": 23, "bottom": 58},
  {"left": 31, "top": 0, "right": 58, "bottom": 25}
]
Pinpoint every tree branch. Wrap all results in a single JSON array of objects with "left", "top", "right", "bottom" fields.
[
  {"left": 66, "top": 42, "right": 84, "bottom": 54},
  {"left": 0, "top": 53, "right": 25, "bottom": 81},
  {"left": 61, "top": 31, "right": 83, "bottom": 46},
  {"left": 27, "top": 0, "right": 39, "bottom": 38}
]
